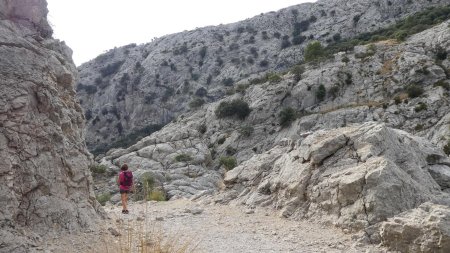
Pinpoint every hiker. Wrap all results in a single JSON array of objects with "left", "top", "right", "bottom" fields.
[{"left": 117, "top": 164, "right": 133, "bottom": 214}]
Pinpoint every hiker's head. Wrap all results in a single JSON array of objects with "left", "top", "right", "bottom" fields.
[{"left": 121, "top": 164, "right": 128, "bottom": 171}]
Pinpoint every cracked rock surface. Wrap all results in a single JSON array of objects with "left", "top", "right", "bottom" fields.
[
  {"left": 0, "top": 1, "right": 100, "bottom": 252},
  {"left": 218, "top": 123, "right": 450, "bottom": 250}
]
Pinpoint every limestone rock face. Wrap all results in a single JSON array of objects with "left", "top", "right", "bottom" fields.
[
  {"left": 222, "top": 123, "right": 450, "bottom": 243},
  {"left": 0, "top": 1, "right": 99, "bottom": 251},
  {"left": 76, "top": 0, "right": 450, "bottom": 153},
  {"left": 99, "top": 120, "right": 221, "bottom": 200},
  {"left": 380, "top": 203, "right": 450, "bottom": 253}
]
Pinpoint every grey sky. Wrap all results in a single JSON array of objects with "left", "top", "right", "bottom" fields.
[{"left": 47, "top": 0, "right": 316, "bottom": 66}]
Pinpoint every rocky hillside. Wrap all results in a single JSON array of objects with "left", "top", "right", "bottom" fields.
[
  {"left": 77, "top": 0, "right": 450, "bottom": 154},
  {"left": 95, "top": 14, "right": 450, "bottom": 251},
  {"left": 0, "top": 0, "right": 100, "bottom": 251}
]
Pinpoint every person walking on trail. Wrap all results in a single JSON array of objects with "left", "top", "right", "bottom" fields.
[{"left": 117, "top": 164, "right": 133, "bottom": 214}]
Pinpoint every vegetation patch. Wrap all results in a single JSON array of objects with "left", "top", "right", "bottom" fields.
[
  {"left": 189, "top": 97, "right": 205, "bottom": 109},
  {"left": 99, "top": 60, "right": 125, "bottom": 77},
  {"left": 89, "top": 164, "right": 107, "bottom": 174},
  {"left": 304, "top": 41, "right": 325, "bottom": 62},
  {"left": 220, "top": 156, "right": 237, "bottom": 171},
  {"left": 316, "top": 85, "right": 326, "bottom": 101},
  {"left": 96, "top": 193, "right": 111, "bottom": 206},
  {"left": 148, "top": 190, "right": 166, "bottom": 201},
  {"left": 325, "top": 6, "right": 450, "bottom": 56},
  {"left": 279, "top": 107, "right": 297, "bottom": 128},
  {"left": 239, "top": 125, "right": 254, "bottom": 137},
  {"left": 406, "top": 85, "right": 424, "bottom": 98},
  {"left": 175, "top": 154, "right": 193, "bottom": 162},
  {"left": 444, "top": 140, "right": 450, "bottom": 155},
  {"left": 92, "top": 124, "right": 163, "bottom": 156},
  {"left": 215, "top": 99, "right": 251, "bottom": 120}
]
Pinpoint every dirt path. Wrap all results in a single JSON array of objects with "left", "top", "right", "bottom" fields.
[
  {"left": 36, "top": 199, "right": 389, "bottom": 252},
  {"left": 99, "top": 199, "right": 388, "bottom": 253}
]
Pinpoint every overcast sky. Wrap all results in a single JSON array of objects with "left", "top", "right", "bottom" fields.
[{"left": 47, "top": 0, "right": 315, "bottom": 66}]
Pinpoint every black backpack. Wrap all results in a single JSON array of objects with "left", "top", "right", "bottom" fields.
[{"left": 121, "top": 171, "right": 133, "bottom": 187}]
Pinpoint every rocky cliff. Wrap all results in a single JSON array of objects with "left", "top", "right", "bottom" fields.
[
  {"left": 77, "top": 0, "right": 450, "bottom": 154},
  {"left": 0, "top": 1, "right": 99, "bottom": 251}
]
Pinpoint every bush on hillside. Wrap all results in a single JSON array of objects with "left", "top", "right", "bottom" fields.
[
  {"left": 304, "top": 41, "right": 325, "bottom": 62},
  {"left": 279, "top": 107, "right": 297, "bottom": 127},
  {"left": 189, "top": 97, "right": 205, "bottom": 109},
  {"left": 444, "top": 140, "right": 450, "bottom": 155},
  {"left": 99, "top": 60, "right": 124, "bottom": 77},
  {"left": 406, "top": 85, "right": 424, "bottom": 98},
  {"left": 222, "top": 78, "right": 234, "bottom": 86},
  {"left": 316, "top": 84, "right": 326, "bottom": 101},
  {"left": 175, "top": 154, "right": 192, "bottom": 162},
  {"left": 239, "top": 125, "right": 254, "bottom": 137},
  {"left": 215, "top": 99, "right": 251, "bottom": 120},
  {"left": 220, "top": 156, "right": 237, "bottom": 171}
]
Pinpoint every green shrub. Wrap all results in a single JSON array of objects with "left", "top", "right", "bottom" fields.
[
  {"left": 173, "top": 43, "right": 188, "bottom": 55},
  {"left": 91, "top": 124, "right": 163, "bottom": 156},
  {"left": 175, "top": 154, "right": 192, "bottom": 162},
  {"left": 267, "top": 73, "right": 282, "bottom": 83},
  {"left": 217, "top": 136, "right": 226, "bottom": 145},
  {"left": 189, "top": 97, "right": 205, "bottom": 109},
  {"left": 316, "top": 85, "right": 326, "bottom": 101},
  {"left": 304, "top": 41, "right": 325, "bottom": 62},
  {"left": 325, "top": 6, "right": 450, "bottom": 55},
  {"left": 279, "top": 107, "right": 297, "bottom": 127},
  {"left": 414, "top": 124, "right": 424, "bottom": 131},
  {"left": 394, "top": 96, "right": 402, "bottom": 104},
  {"left": 222, "top": 78, "right": 234, "bottom": 86},
  {"left": 90, "top": 164, "right": 107, "bottom": 174},
  {"left": 199, "top": 46, "right": 207, "bottom": 59},
  {"left": 77, "top": 84, "right": 98, "bottom": 94},
  {"left": 215, "top": 99, "right": 251, "bottom": 120},
  {"left": 293, "top": 20, "right": 310, "bottom": 37},
  {"left": 406, "top": 85, "right": 424, "bottom": 98},
  {"left": 444, "top": 140, "right": 450, "bottom": 155},
  {"left": 341, "top": 56, "right": 350, "bottom": 63},
  {"left": 148, "top": 190, "right": 166, "bottom": 201},
  {"left": 414, "top": 102, "right": 427, "bottom": 112},
  {"left": 235, "top": 83, "right": 250, "bottom": 94},
  {"left": 220, "top": 156, "right": 237, "bottom": 171},
  {"left": 434, "top": 80, "right": 450, "bottom": 90},
  {"left": 85, "top": 109, "right": 92, "bottom": 120},
  {"left": 328, "top": 85, "right": 340, "bottom": 98},
  {"left": 226, "top": 146, "right": 237, "bottom": 155},
  {"left": 197, "top": 124, "right": 207, "bottom": 134},
  {"left": 99, "top": 61, "right": 124, "bottom": 77},
  {"left": 96, "top": 193, "right": 111, "bottom": 206},
  {"left": 426, "top": 154, "right": 441, "bottom": 164},
  {"left": 435, "top": 46, "right": 448, "bottom": 61},
  {"left": 291, "top": 65, "right": 305, "bottom": 82},
  {"left": 239, "top": 125, "right": 254, "bottom": 137},
  {"left": 259, "top": 60, "right": 269, "bottom": 67}
]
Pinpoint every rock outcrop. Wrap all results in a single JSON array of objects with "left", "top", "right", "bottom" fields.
[
  {"left": 221, "top": 123, "right": 450, "bottom": 250},
  {"left": 0, "top": 1, "right": 99, "bottom": 251},
  {"left": 76, "top": 0, "right": 450, "bottom": 153},
  {"left": 99, "top": 124, "right": 221, "bottom": 200},
  {"left": 380, "top": 202, "right": 450, "bottom": 253}
]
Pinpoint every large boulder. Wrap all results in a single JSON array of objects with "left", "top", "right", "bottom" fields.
[
  {"left": 380, "top": 203, "right": 450, "bottom": 253},
  {"left": 0, "top": 1, "right": 99, "bottom": 251}
]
